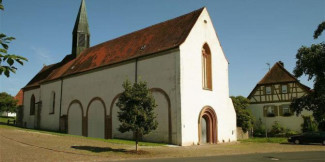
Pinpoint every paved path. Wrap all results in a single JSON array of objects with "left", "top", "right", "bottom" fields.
[{"left": 126, "top": 151, "right": 325, "bottom": 162}]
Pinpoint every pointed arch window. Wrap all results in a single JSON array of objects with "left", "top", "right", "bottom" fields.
[
  {"left": 30, "top": 95, "right": 35, "bottom": 115},
  {"left": 202, "top": 43, "right": 212, "bottom": 90},
  {"left": 50, "top": 91, "right": 55, "bottom": 114}
]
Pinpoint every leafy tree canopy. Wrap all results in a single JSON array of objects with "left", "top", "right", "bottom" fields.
[
  {"left": 231, "top": 96, "right": 254, "bottom": 133},
  {"left": 0, "top": 92, "right": 18, "bottom": 114},
  {"left": 0, "top": 0, "right": 28, "bottom": 77},
  {"left": 0, "top": 0, "right": 3, "bottom": 10},
  {"left": 116, "top": 80, "right": 158, "bottom": 152},
  {"left": 291, "top": 21, "right": 325, "bottom": 131},
  {"left": 314, "top": 21, "right": 325, "bottom": 39}
]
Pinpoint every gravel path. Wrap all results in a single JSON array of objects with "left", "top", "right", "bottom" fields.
[{"left": 0, "top": 125, "right": 324, "bottom": 162}]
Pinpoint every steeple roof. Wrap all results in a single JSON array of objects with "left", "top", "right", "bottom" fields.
[{"left": 73, "top": 0, "right": 89, "bottom": 33}]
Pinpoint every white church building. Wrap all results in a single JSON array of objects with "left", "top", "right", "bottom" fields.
[{"left": 22, "top": 0, "right": 236, "bottom": 146}]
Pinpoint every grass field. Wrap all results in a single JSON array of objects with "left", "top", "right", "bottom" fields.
[
  {"left": 0, "top": 116, "right": 16, "bottom": 124},
  {"left": 239, "top": 137, "right": 288, "bottom": 143},
  {"left": 0, "top": 124, "right": 166, "bottom": 146}
]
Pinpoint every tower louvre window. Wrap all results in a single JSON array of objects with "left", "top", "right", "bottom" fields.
[{"left": 78, "top": 34, "right": 86, "bottom": 47}]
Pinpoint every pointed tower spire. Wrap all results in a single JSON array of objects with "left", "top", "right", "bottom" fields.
[{"left": 72, "top": 0, "right": 90, "bottom": 57}]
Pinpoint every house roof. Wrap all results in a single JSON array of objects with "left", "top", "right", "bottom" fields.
[
  {"left": 14, "top": 89, "right": 23, "bottom": 106},
  {"left": 247, "top": 61, "right": 310, "bottom": 99},
  {"left": 257, "top": 62, "right": 297, "bottom": 85},
  {"left": 23, "top": 7, "right": 204, "bottom": 89}
]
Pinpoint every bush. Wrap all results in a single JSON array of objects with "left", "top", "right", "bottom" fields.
[
  {"left": 301, "top": 115, "right": 318, "bottom": 132},
  {"left": 269, "top": 121, "right": 285, "bottom": 137},
  {"left": 253, "top": 118, "right": 266, "bottom": 137},
  {"left": 285, "top": 129, "right": 298, "bottom": 137}
]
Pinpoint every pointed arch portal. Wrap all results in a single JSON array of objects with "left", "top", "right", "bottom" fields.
[{"left": 198, "top": 106, "right": 217, "bottom": 144}]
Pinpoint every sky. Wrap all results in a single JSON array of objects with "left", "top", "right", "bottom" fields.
[{"left": 0, "top": 0, "right": 324, "bottom": 97}]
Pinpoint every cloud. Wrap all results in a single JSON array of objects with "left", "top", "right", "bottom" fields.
[{"left": 30, "top": 46, "right": 53, "bottom": 64}]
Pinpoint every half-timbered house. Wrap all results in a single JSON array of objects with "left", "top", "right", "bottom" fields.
[{"left": 247, "top": 61, "right": 312, "bottom": 132}]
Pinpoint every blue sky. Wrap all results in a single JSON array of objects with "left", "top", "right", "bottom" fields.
[{"left": 0, "top": 0, "right": 324, "bottom": 97}]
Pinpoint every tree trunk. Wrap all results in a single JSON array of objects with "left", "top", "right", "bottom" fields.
[{"left": 135, "top": 131, "right": 138, "bottom": 152}]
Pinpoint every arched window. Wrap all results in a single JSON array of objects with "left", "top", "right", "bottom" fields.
[
  {"left": 202, "top": 43, "right": 212, "bottom": 90},
  {"left": 50, "top": 91, "right": 55, "bottom": 114},
  {"left": 30, "top": 95, "right": 35, "bottom": 115}
]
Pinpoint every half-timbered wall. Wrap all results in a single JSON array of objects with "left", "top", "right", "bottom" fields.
[{"left": 249, "top": 82, "right": 307, "bottom": 104}]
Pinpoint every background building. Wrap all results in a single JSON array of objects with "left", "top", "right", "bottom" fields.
[{"left": 247, "top": 61, "right": 312, "bottom": 132}]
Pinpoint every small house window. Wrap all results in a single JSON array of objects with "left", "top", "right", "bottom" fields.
[
  {"left": 281, "top": 85, "right": 288, "bottom": 94},
  {"left": 265, "top": 86, "right": 272, "bottom": 94},
  {"left": 267, "top": 106, "right": 275, "bottom": 115},
  {"left": 202, "top": 43, "right": 212, "bottom": 90},
  {"left": 281, "top": 104, "right": 292, "bottom": 116},
  {"left": 264, "top": 105, "right": 277, "bottom": 117},
  {"left": 50, "top": 92, "right": 55, "bottom": 114},
  {"left": 30, "top": 95, "right": 35, "bottom": 115}
]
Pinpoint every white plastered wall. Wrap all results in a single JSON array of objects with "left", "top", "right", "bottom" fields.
[
  {"left": 39, "top": 80, "right": 62, "bottom": 130},
  {"left": 87, "top": 99, "right": 105, "bottom": 138},
  {"left": 248, "top": 102, "right": 313, "bottom": 132},
  {"left": 179, "top": 8, "right": 236, "bottom": 146},
  {"left": 60, "top": 52, "right": 180, "bottom": 144},
  {"left": 68, "top": 102, "right": 83, "bottom": 136},
  {"left": 22, "top": 88, "right": 40, "bottom": 128},
  {"left": 137, "top": 50, "right": 179, "bottom": 144},
  {"left": 62, "top": 61, "right": 135, "bottom": 138}
]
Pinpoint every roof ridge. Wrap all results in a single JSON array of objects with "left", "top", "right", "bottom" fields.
[
  {"left": 257, "top": 62, "right": 300, "bottom": 85},
  {"left": 77, "top": 7, "right": 205, "bottom": 56}
]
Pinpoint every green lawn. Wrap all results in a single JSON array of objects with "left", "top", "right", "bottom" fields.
[
  {"left": 0, "top": 116, "right": 15, "bottom": 124},
  {"left": 0, "top": 124, "right": 166, "bottom": 146},
  {"left": 239, "top": 137, "right": 288, "bottom": 144}
]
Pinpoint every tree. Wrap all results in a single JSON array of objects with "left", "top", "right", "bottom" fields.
[
  {"left": 0, "top": 92, "right": 18, "bottom": 115},
  {"left": 314, "top": 21, "right": 325, "bottom": 39},
  {"left": 0, "top": 0, "right": 28, "bottom": 77},
  {"left": 116, "top": 80, "right": 158, "bottom": 152},
  {"left": 230, "top": 96, "right": 254, "bottom": 133},
  {"left": 291, "top": 21, "right": 325, "bottom": 131}
]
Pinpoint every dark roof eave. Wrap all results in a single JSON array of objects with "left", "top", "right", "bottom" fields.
[{"left": 63, "top": 46, "right": 180, "bottom": 79}]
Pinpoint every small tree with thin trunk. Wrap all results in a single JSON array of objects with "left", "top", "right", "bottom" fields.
[{"left": 116, "top": 80, "right": 158, "bottom": 152}]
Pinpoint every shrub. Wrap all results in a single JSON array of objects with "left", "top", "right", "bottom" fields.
[
  {"left": 269, "top": 121, "right": 285, "bottom": 137},
  {"left": 301, "top": 115, "right": 318, "bottom": 132},
  {"left": 253, "top": 118, "right": 266, "bottom": 137},
  {"left": 285, "top": 129, "right": 298, "bottom": 137}
]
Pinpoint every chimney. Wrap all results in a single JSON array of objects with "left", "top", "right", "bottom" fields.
[{"left": 278, "top": 61, "right": 284, "bottom": 67}]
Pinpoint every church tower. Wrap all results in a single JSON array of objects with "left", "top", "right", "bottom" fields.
[{"left": 72, "top": 0, "right": 90, "bottom": 57}]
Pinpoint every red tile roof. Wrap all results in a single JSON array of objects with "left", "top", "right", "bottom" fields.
[
  {"left": 63, "top": 7, "right": 204, "bottom": 76},
  {"left": 24, "top": 7, "right": 204, "bottom": 89},
  {"left": 247, "top": 61, "right": 310, "bottom": 99},
  {"left": 14, "top": 89, "right": 23, "bottom": 106},
  {"left": 257, "top": 62, "right": 297, "bottom": 85},
  {"left": 24, "top": 54, "right": 75, "bottom": 89}
]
